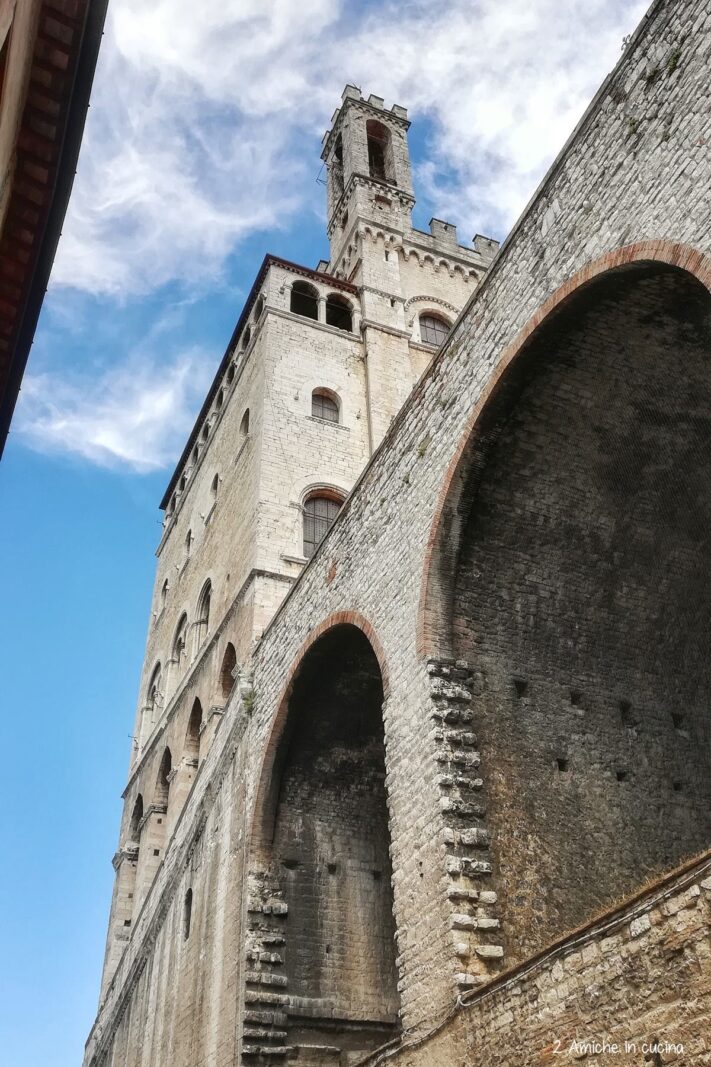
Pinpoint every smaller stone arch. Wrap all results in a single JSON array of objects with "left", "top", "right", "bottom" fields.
[
  {"left": 219, "top": 642, "right": 237, "bottom": 702},
  {"left": 185, "top": 698, "right": 202, "bottom": 762},
  {"left": 245, "top": 614, "right": 400, "bottom": 1058},
  {"left": 155, "top": 747, "right": 172, "bottom": 809},
  {"left": 128, "top": 793, "right": 144, "bottom": 844}
]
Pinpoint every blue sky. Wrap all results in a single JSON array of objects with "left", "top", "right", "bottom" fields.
[{"left": 0, "top": 1, "right": 647, "bottom": 1063}]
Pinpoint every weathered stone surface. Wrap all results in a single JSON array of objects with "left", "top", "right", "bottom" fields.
[{"left": 85, "top": 4, "right": 711, "bottom": 1065}]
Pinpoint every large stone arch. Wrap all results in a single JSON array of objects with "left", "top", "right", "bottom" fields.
[
  {"left": 419, "top": 247, "right": 711, "bottom": 964},
  {"left": 418, "top": 241, "right": 711, "bottom": 658},
  {"left": 244, "top": 614, "right": 400, "bottom": 1064}
]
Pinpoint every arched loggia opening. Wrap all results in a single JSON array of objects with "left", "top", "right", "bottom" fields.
[
  {"left": 424, "top": 258, "right": 711, "bottom": 965},
  {"left": 250, "top": 622, "right": 400, "bottom": 1059}
]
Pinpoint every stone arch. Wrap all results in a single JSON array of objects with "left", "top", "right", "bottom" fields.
[
  {"left": 185, "top": 698, "right": 202, "bottom": 762},
  {"left": 155, "top": 747, "right": 172, "bottom": 809},
  {"left": 417, "top": 242, "right": 711, "bottom": 964},
  {"left": 418, "top": 241, "right": 711, "bottom": 658},
  {"left": 246, "top": 613, "right": 399, "bottom": 1060},
  {"left": 219, "top": 642, "right": 237, "bottom": 702}
]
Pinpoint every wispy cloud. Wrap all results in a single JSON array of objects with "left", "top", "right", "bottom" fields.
[
  {"left": 16, "top": 349, "right": 212, "bottom": 471},
  {"left": 32, "top": 0, "right": 648, "bottom": 473},
  {"left": 55, "top": 0, "right": 647, "bottom": 298}
]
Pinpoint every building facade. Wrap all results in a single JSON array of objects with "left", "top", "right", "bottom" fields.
[{"left": 86, "top": 2, "right": 711, "bottom": 1064}]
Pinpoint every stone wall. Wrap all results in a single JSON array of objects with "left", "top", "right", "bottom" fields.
[
  {"left": 356, "top": 850, "right": 711, "bottom": 1067},
  {"left": 85, "top": 1, "right": 711, "bottom": 1063},
  {"left": 452, "top": 264, "right": 711, "bottom": 964}
]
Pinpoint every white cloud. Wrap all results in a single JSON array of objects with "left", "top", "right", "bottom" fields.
[
  {"left": 54, "top": 0, "right": 647, "bottom": 298},
  {"left": 16, "top": 349, "right": 212, "bottom": 472},
  {"left": 34, "top": 0, "right": 649, "bottom": 473}
]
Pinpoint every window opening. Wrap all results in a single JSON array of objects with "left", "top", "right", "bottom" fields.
[
  {"left": 312, "top": 391, "right": 339, "bottom": 423},
  {"left": 303, "top": 495, "right": 342, "bottom": 559},
  {"left": 419, "top": 313, "right": 449, "bottom": 346}
]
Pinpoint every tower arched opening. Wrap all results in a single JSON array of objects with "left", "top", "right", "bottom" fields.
[
  {"left": 325, "top": 293, "right": 352, "bottom": 331},
  {"left": 366, "top": 119, "right": 394, "bottom": 183},
  {"left": 252, "top": 623, "right": 400, "bottom": 1058},
  {"left": 428, "top": 261, "right": 711, "bottom": 964},
  {"left": 290, "top": 280, "right": 319, "bottom": 320}
]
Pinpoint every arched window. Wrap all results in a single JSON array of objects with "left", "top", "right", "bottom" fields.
[
  {"left": 169, "top": 494, "right": 176, "bottom": 516},
  {"left": 147, "top": 664, "right": 162, "bottom": 717},
  {"left": 185, "top": 698, "right": 203, "bottom": 762},
  {"left": 311, "top": 389, "right": 339, "bottom": 424},
  {"left": 183, "top": 888, "right": 193, "bottom": 940},
  {"left": 325, "top": 294, "right": 352, "bottom": 331},
  {"left": 240, "top": 409, "right": 250, "bottom": 440},
  {"left": 366, "top": 119, "right": 393, "bottom": 182},
  {"left": 179, "top": 474, "right": 186, "bottom": 492},
  {"left": 129, "top": 794, "right": 144, "bottom": 844},
  {"left": 220, "top": 643, "right": 237, "bottom": 701},
  {"left": 227, "top": 362, "right": 235, "bottom": 384},
  {"left": 254, "top": 295, "right": 265, "bottom": 320},
  {"left": 303, "top": 493, "right": 343, "bottom": 559},
  {"left": 216, "top": 388, "right": 224, "bottom": 410},
  {"left": 156, "top": 747, "right": 172, "bottom": 809},
  {"left": 185, "top": 529, "right": 193, "bottom": 556},
  {"left": 290, "top": 281, "right": 318, "bottom": 320},
  {"left": 243, "top": 325, "right": 251, "bottom": 349},
  {"left": 172, "top": 614, "right": 188, "bottom": 666},
  {"left": 160, "top": 579, "right": 169, "bottom": 609},
  {"left": 331, "top": 133, "right": 344, "bottom": 199},
  {"left": 195, "top": 581, "right": 211, "bottom": 649},
  {"left": 211, "top": 473, "right": 219, "bottom": 498},
  {"left": 191, "top": 444, "right": 199, "bottom": 466},
  {"left": 419, "top": 313, "right": 449, "bottom": 346},
  {"left": 201, "top": 423, "right": 209, "bottom": 443}
]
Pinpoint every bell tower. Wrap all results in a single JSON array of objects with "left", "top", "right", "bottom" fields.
[{"left": 322, "top": 85, "right": 414, "bottom": 273}]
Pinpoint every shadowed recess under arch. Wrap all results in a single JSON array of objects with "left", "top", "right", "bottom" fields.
[
  {"left": 249, "top": 622, "right": 400, "bottom": 1060},
  {"left": 423, "top": 259, "right": 711, "bottom": 964}
]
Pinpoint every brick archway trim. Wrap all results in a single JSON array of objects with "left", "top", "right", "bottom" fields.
[
  {"left": 416, "top": 240, "right": 711, "bottom": 659},
  {"left": 248, "top": 610, "right": 390, "bottom": 852}
]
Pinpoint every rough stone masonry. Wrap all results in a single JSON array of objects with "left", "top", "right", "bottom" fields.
[{"left": 85, "top": 1, "right": 711, "bottom": 1064}]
